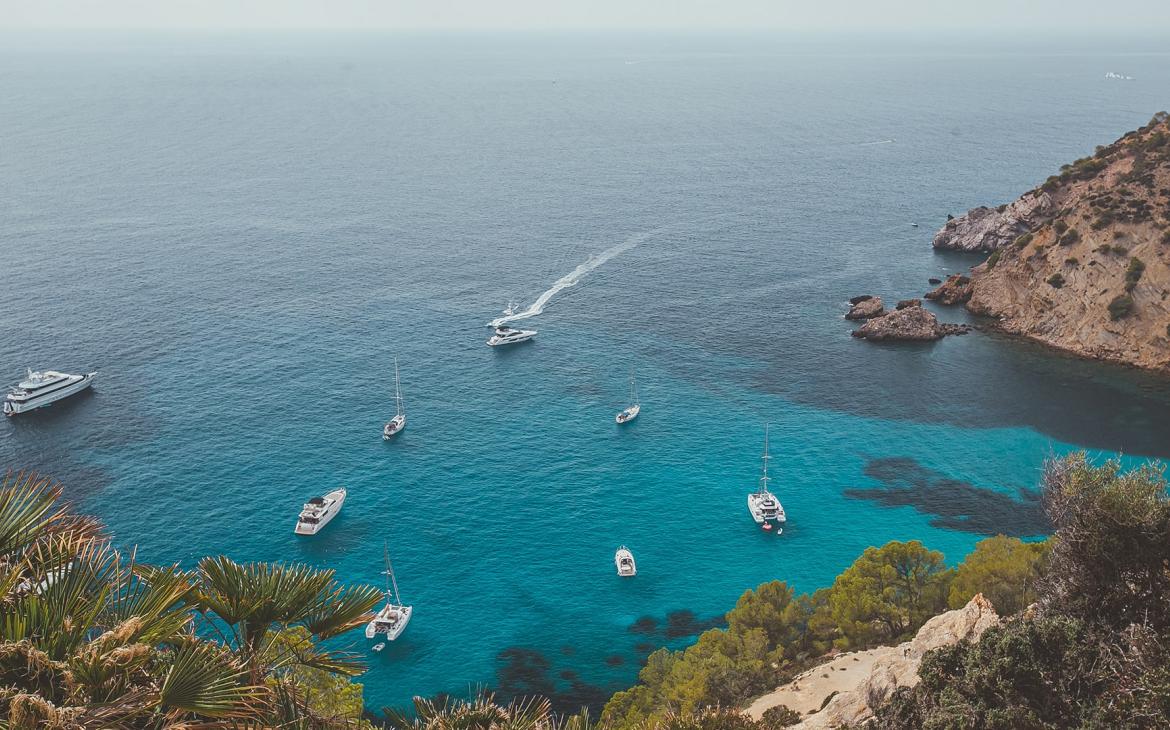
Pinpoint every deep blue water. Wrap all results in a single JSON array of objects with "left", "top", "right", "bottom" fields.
[{"left": 3, "top": 31, "right": 1170, "bottom": 713}]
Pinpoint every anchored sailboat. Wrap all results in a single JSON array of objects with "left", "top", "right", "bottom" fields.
[
  {"left": 383, "top": 357, "right": 406, "bottom": 439},
  {"left": 366, "top": 543, "right": 412, "bottom": 641},
  {"left": 616, "top": 368, "right": 641, "bottom": 424},
  {"left": 746, "top": 425, "right": 786, "bottom": 533}
]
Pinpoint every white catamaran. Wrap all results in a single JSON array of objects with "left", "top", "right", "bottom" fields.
[
  {"left": 746, "top": 425, "right": 786, "bottom": 533},
  {"left": 615, "top": 368, "right": 640, "bottom": 424},
  {"left": 383, "top": 357, "right": 406, "bottom": 439},
  {"left": 366, "top": 543, "right": 412, "bottom": 641}
]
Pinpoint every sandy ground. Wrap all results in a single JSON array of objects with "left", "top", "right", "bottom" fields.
[{"left": 745, "top": 646, "right": 894, "bottom": 720}]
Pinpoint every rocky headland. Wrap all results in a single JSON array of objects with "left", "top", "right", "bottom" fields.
[{"left": 930, "top": 111, "right": 1170, "bottom": 373}]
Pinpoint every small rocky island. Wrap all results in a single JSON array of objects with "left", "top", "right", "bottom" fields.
[
  {"left": 847, "top": 296, "right": 971, "bottom": 341},
  {"left": 929, "top": 111, "right": 1170, "bottom": 372}
]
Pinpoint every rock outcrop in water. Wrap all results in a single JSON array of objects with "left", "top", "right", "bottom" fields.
[
  {"left": 747, "top": 595, "right": 1000, "bottom": 728},
  {"left": 850, "top": 299, "right": 971, "bottom": 341},
  {"left": 924, "top": 274, "right": 974, "bottom": 305},
  {"left": 845, "top": 295, "right": 885, "bottom": 320},
  {"left": 936, "top": 112, "right": 1170, "bottom": 373}
]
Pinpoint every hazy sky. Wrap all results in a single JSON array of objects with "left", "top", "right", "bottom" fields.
[{"left": 4, "top": 0, "right": 1170, "bottom": 32}]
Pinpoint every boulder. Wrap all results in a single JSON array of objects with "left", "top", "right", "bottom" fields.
[
  {"left": 895, "top": 298, "right": 922, "bottom": 310},
  {"left": 924, "top": 274, "right": 974, "bottom": 305},
  {"left": 852, "top": 304, "right": 971, "bottom": 341},
  {"left": 932, "top": 191, "right": 1051, "bottom": 252},
  {"left": 928, "top": 277, "right": 942, "bottom": 285},
  {"left": 795, "top": 595, "right": 1000, "bottom": 729},
  {"left": 845, "top": 296, "right": 885, "bottom": 320}
]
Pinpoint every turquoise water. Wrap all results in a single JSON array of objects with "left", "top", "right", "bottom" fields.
[{"left": 3, "top": 31, "right": 1170, "bottom": 712}]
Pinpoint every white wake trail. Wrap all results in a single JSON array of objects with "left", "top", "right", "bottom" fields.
[{"left": 489, "top": 232, "right": 648, "bottom": 327}]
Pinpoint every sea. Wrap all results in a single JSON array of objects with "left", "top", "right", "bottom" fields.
[{"left": 3, "top": 30, "right": 1170, "bottom": 714}]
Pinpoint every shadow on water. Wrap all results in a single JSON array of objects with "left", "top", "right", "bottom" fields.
[{"left": 844, "top": 456, "right": 1051, "bottom": 537}]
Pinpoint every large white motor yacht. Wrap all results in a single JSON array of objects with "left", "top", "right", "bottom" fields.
[
  {"left": 4, "top": 369, "right": 97, "bottom": 416},
  {"left": 746, "top": 426, "right": 786, "bottom": 533},
  {"left": 615, "top": 546, "right": 637, "bottom": 577},
  {"left": 487, "top": 326, "right": 536, "bottom": 347},
  {"left": 294, "top": 487, "right": 346, "bottom": 535},
  {"left": 383, "top": 357, "right": 406, "bottom": 439},
  {"left": 616, "top": 368, "right": 641, "bottom": 424},
  {"left": 366, "top": 543, "right": 412, "bottom": 641}
]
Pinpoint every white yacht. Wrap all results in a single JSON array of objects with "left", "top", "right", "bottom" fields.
[
  {"left": 294, "top": 487, "right": 346, "bottom": 536},
  {"left": 487, "top": 326, "right": 537, "bottom": 347},
  {"left": 616, "top": 368, "right": 641, "bottom": 424},
  {"left": 615, "top": 546, "right": 637, "bottom": 577},
  {"left": 746, "top": 425, "right": 786, "bottom": 533},
  {"left": 4, "top": 369, "right": 97, "bottom": 416},
  {"left": 383, "top": 357, "right": 406, "bottom": 439},
  {"left": 366, "top": 543, "right": 412, "bottom": 641}
]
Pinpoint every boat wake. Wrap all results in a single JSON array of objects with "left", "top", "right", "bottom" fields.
[
  {"left": 859, "top": 139, "right": 895, "bottom": 146},
  {"left": 489, "top": 232, "right": 648, "bottom": 326}
]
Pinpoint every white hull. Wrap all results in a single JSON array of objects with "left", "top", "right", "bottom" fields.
[
  {"left": 747, "top": 492, "right": 786, "bottom": 528},
  {"left": 366, "top": 603, "right": 412, "bottom": 641},
  {"left": 383, "top": 414, "right": 406, "bottom": 439},
  {"left": 616, "top": 403, "right": 640, "bottom": 424},
  {"left": 487, "top": 328, "right": 536, "bottom": 346},
  {"left": 615, "top": 547, "right": 637, "bottom": 577},
  {"left": 295, "top": 488, "right": 346, "bottom": 535},
  {"left": 4, "top": 372, "right": 97, "bottom": 416}
]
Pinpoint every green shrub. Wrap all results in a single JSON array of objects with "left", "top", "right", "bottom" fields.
[
  {"left": 1162, "top": 230, "right": 1170, "bottom": 244},
  {"left": 1046, "top": 273, "right": 1066, "bottom": 288},
  {"left": 1054, "top": 220, "right": 1068, "bottom": 234},
  {"left": 1125, "top": 257, "right": 1145, "bottom": 292},
  {"left": 1014, "top": 233, "right": 1033, "bottom": 248},
  {"left": 986, "top": 250, "right": 1001, "bottom": 269},
  {"left": 760, "top": 705, "right": 803, "bottom": 728},
  {"left": 1058, "top": 229, "right": 1081, "bottom": 246},
  {"left": 948, "top": 536, "right": 1049, "bottom": 615},
  {"left": 1111, "top": 244, "right": 1128, "bottom": 255},
  {"left": 1065, "top": 257, "right": 1079, "bottom": 266},
  {"left": 1108, "top": 293, "right": 1135, "bottom": 320}
]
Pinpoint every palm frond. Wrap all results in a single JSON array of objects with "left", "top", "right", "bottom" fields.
[
  {"left": 0, "top": 472, "right": 65, "bottom": 560},
  {"left": 299, "top": 583, "right": 382, "bottom": 641},
  {"left": 158, "top": 640, "right": 268, "bottom": 720}
]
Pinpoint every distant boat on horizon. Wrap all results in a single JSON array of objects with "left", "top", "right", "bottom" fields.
[{"left": 383, "top": 357, "right": 406, "bottom": 439}]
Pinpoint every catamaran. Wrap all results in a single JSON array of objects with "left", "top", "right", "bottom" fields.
[
  {"left": 4, "top": 369, "right": 97, "bottom": 416},
  {"left": 746, "top": 425, "right": 786, "bottom": 533},
  {"left": 383, "top": 357, "right": 406, "bottom": 439},
  {"left": 616, "top": 368, "right": 641, "bottom": 424},
  {"left": 615, "top": 546, "right": 637, "bottom": 577},
  {"left": 366, "top": 543, "right": 412, "bottom": 641},
  {"left": 294, "top": 487, "right": 346, "bottom": 536}
]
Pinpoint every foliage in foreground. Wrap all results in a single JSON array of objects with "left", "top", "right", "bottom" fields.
[
  {"left": 873, "top": 454, "right": 1170, "bottom": 729},
  {"left": 0, "top": 470, "right": 381, "bottom": 728}
]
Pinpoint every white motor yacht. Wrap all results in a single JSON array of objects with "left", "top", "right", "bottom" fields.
[
  {"left": 487, "top": 326, "right": 536, "bottom": 346},
  {"left": 383, "top": 357, "right": 406, "bottom": 439},
  {"left": 366, "top": 543, "right": 413, "bottom": 641},
  {"left": 746, "top": 426, "right": 786, "bottom": 533},
  {"left": 294, "top": 487, "right": 346, "bottom": 536},
  {"left": 616, "top": 368, "right": 641, "bottom": 424},
  {"left": 615, "top": 546, "right": 637, "bottom": 577},
  {"left": 4, "top": 369, "right": 97, "bottom": 416}
]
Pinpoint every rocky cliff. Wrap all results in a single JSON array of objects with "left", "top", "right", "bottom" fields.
[
  {"left": 746, "top": 595, "right": 1000, "bottom": 728},
  {"left": 934, "top": 112, "right": 1170, "bottom": 372}
]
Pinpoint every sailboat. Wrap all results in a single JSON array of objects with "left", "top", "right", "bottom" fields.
[
  {"left": 383, "top": 357, "right": 406, "bottom": 439},
  {"left": 615, "top": 368, "right": 641, "bottom": 424},
  {"left": 366, "top": 543, "right": 413, "bottom": 641},
  {"left": 746, "top": 425, "right": 786, "bottom": 533}
]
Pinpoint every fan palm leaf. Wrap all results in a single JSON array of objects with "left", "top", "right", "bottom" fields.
[{"left": 158, "top": 641, "right": 268, "bottom": 720}]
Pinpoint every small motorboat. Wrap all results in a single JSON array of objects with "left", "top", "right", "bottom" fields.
[
  {"left": 372, "top": 642, "right": 386, "bottom": 653},
  {"left": 487, "top": 326, "right": 536, "bottom": 346},
  {"left": 294, "top": 487, "right": 346, "bottom": 536},
  {"left": 615, "top": 546, "right": 637, "bottom": 577}
]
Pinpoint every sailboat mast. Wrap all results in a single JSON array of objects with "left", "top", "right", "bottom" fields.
[
  {"left": 630, "top": 367, "right": 638, "bottom": 405},
  {"left": 383, "top": 542, "right": 402, "bottom": 604},
  {"left": 759, "top": 424, "right": 772, "bottom": 495},
  {"left": 394, "top": 357, "right": 403, "bottom": 417}
]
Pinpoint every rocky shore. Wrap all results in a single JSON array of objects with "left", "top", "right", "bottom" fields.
[{"left": 925, "top": 112, "right": 1170, "bottom": 373}]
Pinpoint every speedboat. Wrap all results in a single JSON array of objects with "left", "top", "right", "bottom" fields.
[
  {"left": 615, "top": 546, "right": 637, "bottom": 577},
  {"left": 294, "top": 487, "right": 346, "bottom": 535},
  {"left": 487, "top": 326, "right": 536, "bottom": 347},
  {"left": 383, "top": 357, "right": 406, "bottom": 439},
  {"left": 616, "top": 368, "right": 641, "bottom": 424},
  {"left": 366, "top": 543, "right": 412, "bottom": 641},
  {"left": 4, "top": 369, "right": 97, "bottom": 416},
  {"left": 746, "top": 426, "right": 786, "bottom": 533}
]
